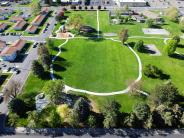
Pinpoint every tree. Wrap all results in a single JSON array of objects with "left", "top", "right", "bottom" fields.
[
  {"left": 124, "top": 113, "right": 137, "bottom": 127},
  {"left": 67, "top": 14, "right": 84, "bottom": 31},
  {"left": 3, "top": 80, "right": 21, "bottom": 102},
  {"left": 55, "top": 15, "right": 63, "bottom": 22},
  {"left": 143, "top": 64, "right": 164, "bottom": 79},
  {"left": 103, "top": 111, "right": 118, "bottom": 128},
  {"left": 134, "top": 40, "right": 144, "bottom": 52},
  {"left": 47, "top": 109, "right": 62, "bottom": 127},
  {"left": 163, "top": 111, "right": 176, "bottom": 127},
  {"left": 57, "top": 104, "right": 71, "bottom": 122},
  {"left": 146, "top": 19, "right": 154, "bottom": 28},
  {"left": 27, "top": 111, "right": 41, "bottom": 128},
  {"left": 180, "top": 17, "right": 184, "bottom": 32},
  {"left": 180, "top": 112, "right": 184, "bottom": 126},
  {"left": 31, "top": 60, "right": 45, "bottom": 78},
  {"left": 42, "top": 80, "right": 64, "bottom": 104},
  {"left": 164, "top": 39, "right": 177, "bottom": 56},
  {"left": 172, "top": 35, "right": 180, "bottom": 44},
  {"left": 149, "top": 82, "right": 179, "bottom": 107},
  {"left": 115, "top": 8, "right": 121, "bottom": 19},
  {"left": 8, "top": 112, "right": 19, "bottom": 127},
  {"left": 67, "top": 109, "right": 80, "bottom": 127},
  {"left": 88, "top": 115, "right": 96, "bottom": 128},
  {"left": 165, "top": 7, "right": 179, "bottom": 22},
  {"left": 39, "top": 54, "right": 51, "bottom": 70},
  {"left": 119, "top": 29, "right": 128, "bottom": 44},
  {"left": 38, "top": 44, "right": 50, "bottom": 56},
  {"left": 8, "top": 98, "right": 27, "bottom": 117},
  {"left": 73, "top": 97, "right": 90, "bottom": 122},
  {"left": 101, "top": 100, "right": 121, "bottom": 128},
  {"left": 31, "top": 2, "right": 41, "bottom": 16},
  {"left": 133, "top": 103, "right": 150, "bottom": 121}
]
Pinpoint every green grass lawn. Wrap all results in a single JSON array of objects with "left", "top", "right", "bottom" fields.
[
  {"left": 127, "top": 38, "right": 184, "bottom": 95},
  {"left": 99, "top": 11, "right": 146, "bottom": 36},
  {"left": 50, "top": 38, "right": 138, "bottom": 92}
]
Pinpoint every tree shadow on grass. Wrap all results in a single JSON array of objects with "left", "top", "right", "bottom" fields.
[
  {"left": 170, "top": 53, "right": 184, "bottom": 60},
  {"left": 177, "top": 44, "right": 184, "bottom": 48}
]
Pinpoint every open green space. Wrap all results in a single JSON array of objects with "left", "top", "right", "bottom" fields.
[
  {"left": 50, "top": 38, "right": 138, "bottom": 92},
  {"left": 127, "top": 38, "right": 184, "bottom": 95}
]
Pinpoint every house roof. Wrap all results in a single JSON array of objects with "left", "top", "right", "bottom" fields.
[
  {"left": 0, "top": 39, "right": 26, "bottom": 56},
  {"left": 141, "top": 10, "right": 161, "bottom": 19},
  {"left": 14, "top": 20, "right": 26, "bottom": 29},
  {"left": 27, "top": 25, "right": 38, "bottom": 33},
  {"left": 0, "top": 23, "right": 7, "bottom": 30},
  {"left": 32, "top": 14, "right": 45, "bottom": 25},
  {"left": 0, "top": 40, "right": 6, "bottom": 49},
  {"left": 11, "top": 16, "right": 24, "bottom": 22}
]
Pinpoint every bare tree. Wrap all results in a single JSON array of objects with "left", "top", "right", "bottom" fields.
[{"left": 3, "top": 80, "right": 21, "bottom": 102}]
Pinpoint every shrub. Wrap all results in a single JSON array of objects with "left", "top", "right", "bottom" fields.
[
  {"left": 134, "top": 40, "right": 144, "bottom": 52},
  {"left": 79, "top": 6, "right": 82, "bottom": 10},
  {"left": 143, "top": 64, "right": 164, "bottom": 79},
  {"left": 98, "top": 6, "right": 101, "bottom": 10},
  {"left": 8, "top": 98, "right": 28, "bottom": 117},
  {"left": 164, "top": 39, "right": 177, "bottom": 56}
]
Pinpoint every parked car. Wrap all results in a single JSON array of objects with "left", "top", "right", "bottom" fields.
[
  {"left": 33, "top": 42, "right": 38, "bottom": 48},
  {"left": 0, "top": 93, "right": 4, "bottom": 104},
  {"left": 16, "top": 70, "right": 20, "bottom": 74}
]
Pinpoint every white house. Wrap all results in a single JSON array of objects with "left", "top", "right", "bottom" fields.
[{"left": 0, "top": 39, "right": 26, "bottom": 61}]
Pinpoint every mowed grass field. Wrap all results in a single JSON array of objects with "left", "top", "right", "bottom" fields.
[
  {"left": 52, "top": 38, "right": 138, "bottom": 92},
  {"left": 127, "top": 38, "right": 184, "bottom": 95}
]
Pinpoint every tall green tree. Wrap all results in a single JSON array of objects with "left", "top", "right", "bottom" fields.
[
  {"left": 67, "top": 14, "right": 84, "bottom": 31},
  {"left": 73, "top": 97, "right": 90, "bottom": 122},
  {"left": 133, "top": 103, "right": 150, "bottom": 121},
  {"left": 42, "top": 80, "right": 64, "bottom": 104},
  {"left": 31, "top": 60, "right": 45, "bottom": 78},
  {"left": 149, "top": 82, "right": 179, "bottom": 107},
  {"left": 164, "top": 39, "right": 177, "bottom": 56},
  {"left": 134, "top": 40, "right": 144, "bottom": 52},
  {"left": 31, "top": 2, "right": 41, "bottom": 16},
  {"left": 119, "top": 29, "right": 128, "bottom": 44}
]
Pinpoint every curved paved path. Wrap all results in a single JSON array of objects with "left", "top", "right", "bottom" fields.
[{"left": 50, "top": 37, "right": 143, "bottom": 96}]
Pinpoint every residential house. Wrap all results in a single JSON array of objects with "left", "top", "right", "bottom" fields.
[
  {"left": 0, "top": 39, "right": 26, "bottom": 61},
  {"left": 26, "top": 25, "right": 38, "bottom": 34},
  {"left": 13, "top": 20, "right": 27, "bottom": 31},
  {"left": 0, "top": 23, "right": 8, "bottom": 32},
  {"left": 32, "top": 14, "right": 46, "bottom": 26},
  {"left": 10, "top": 16, "right": 24, "bottom": 23}
]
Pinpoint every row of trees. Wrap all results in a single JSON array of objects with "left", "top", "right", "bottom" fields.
[
  {"left": 32, "top": 41, "right": 51, "bottom": 78},
  {"left": 7, "top": 78, "right": 184, "bottom": 128}
]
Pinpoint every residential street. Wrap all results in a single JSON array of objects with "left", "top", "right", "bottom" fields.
[{"left": 0, "top": 9, "right": 56, "bottom": 132}]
